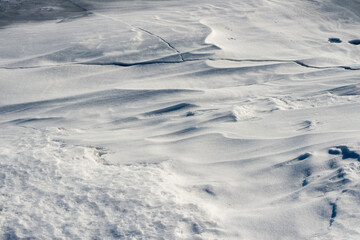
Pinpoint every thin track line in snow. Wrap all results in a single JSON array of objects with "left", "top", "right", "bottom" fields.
[
  {"left": 137, "top": 27, "right": 184, "bottom": 62},
  {"left": 87, "top": 10, "right": 184, "bottom": 62},
  {"left": 1, "top": 58, "right": 359, "bottom": 70},
  {"left": 19, "top": 1, "right": 355, "bottom": 71}
]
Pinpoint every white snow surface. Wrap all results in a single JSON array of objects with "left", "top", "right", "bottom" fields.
[{"left": 1, "top": 0, "right": 360, "bottom": 239}]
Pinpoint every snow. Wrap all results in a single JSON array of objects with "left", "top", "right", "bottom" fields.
[{"left": 1, "top": 0, "right": 360, "bottom": 239}]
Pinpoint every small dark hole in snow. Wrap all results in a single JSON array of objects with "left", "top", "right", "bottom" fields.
[
  {"left": 328, "top": 38, "right": 342, "bottom": 43},
  {"left": 304, "top": 168, "right": 311, "bottom": 177},
  {"left": 336, "top": 168, "right": 345, "bottom": 179},
  {"left": 204, "top": 188, "right": 216, "bottom": 196},
  {"left": 348, "top": 39, "right": 360, "bottom": 45},
  {"left": 329, "top": 202, "right": 337, "bottom": 226},
  {"left": 329, "top": 148, "right": 341, "bottom": 155},
  {"left": 302, "top": 179, "right": 308, "bottom": 187},
  {"left": 298, "top": 153, "right": 311, "bottom": 161},
  {"left": 186, "top": 111, "right": 195, "bottom": 117}
]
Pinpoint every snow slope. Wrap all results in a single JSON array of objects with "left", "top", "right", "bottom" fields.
[{"left": 1, "top": 0, "right": 360, "bottom": 239}]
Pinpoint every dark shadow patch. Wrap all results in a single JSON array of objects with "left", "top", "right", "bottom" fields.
[
  {"left": 294, "top": 60, "right": 359, "bottom": 71},
  {"left": 329, "top": 168, "right": 347, "bottom": 181},
  {"left": 330, "top": 146, "right": 360, "bottom": 161},
  {"left": 304, "top": 168, "right": 311, "bottom": 177},
  {"left": 302, "top": 179, "right": 308, "bottom": 187},
  {"left": 144, "top": 103, "right": 197, "bottom": 116},
  {"left": 298, "top": 153, "right": 311, "bottom": 161},
  {"left": 186, "top": 111, "right": 195, "bottom": 117},
  {"left": 302, "top": 168, "right": 312, "bottom": 187},
  {"left": 338, "top": 146, "right": 360, "bottom": 160},
  {"left": 329, "top": 202, "right": 337, "bottom": 226},
  {"left": 297, "top": 120, "right": 316, "bottom": 131},
  {"left": 204, "top": 187, "right": 216, "bottom": 196},
  {"left": 329, "top": 148, "right": 342, "bottom": 155},
  {"left": 274, "top": 153, "right": 311, "bottom": 168},
  {"left": 9, "top": 117, "right": 63, "bottom": 125},
  {"left": 336, "top": 168, "right": 346, "bottom": 179},
  {"left": 349, "top": 39, "right": 360, "bottom": 45},
  {"left": 328, "top": 38, "right": 342, "bottom": 43}
]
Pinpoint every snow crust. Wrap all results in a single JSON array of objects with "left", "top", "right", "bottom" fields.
[{"left": 1, "top": 0, "right": 360, "bottom": 239}]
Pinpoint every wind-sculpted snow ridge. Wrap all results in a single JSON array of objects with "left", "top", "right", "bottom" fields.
[{"left": 1, "top": 0, "right": 360, "bottom": 239}]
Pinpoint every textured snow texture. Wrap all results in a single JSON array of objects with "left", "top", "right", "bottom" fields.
[{"left": 1, "top": 0, "right": 360, "bottom": 239}]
